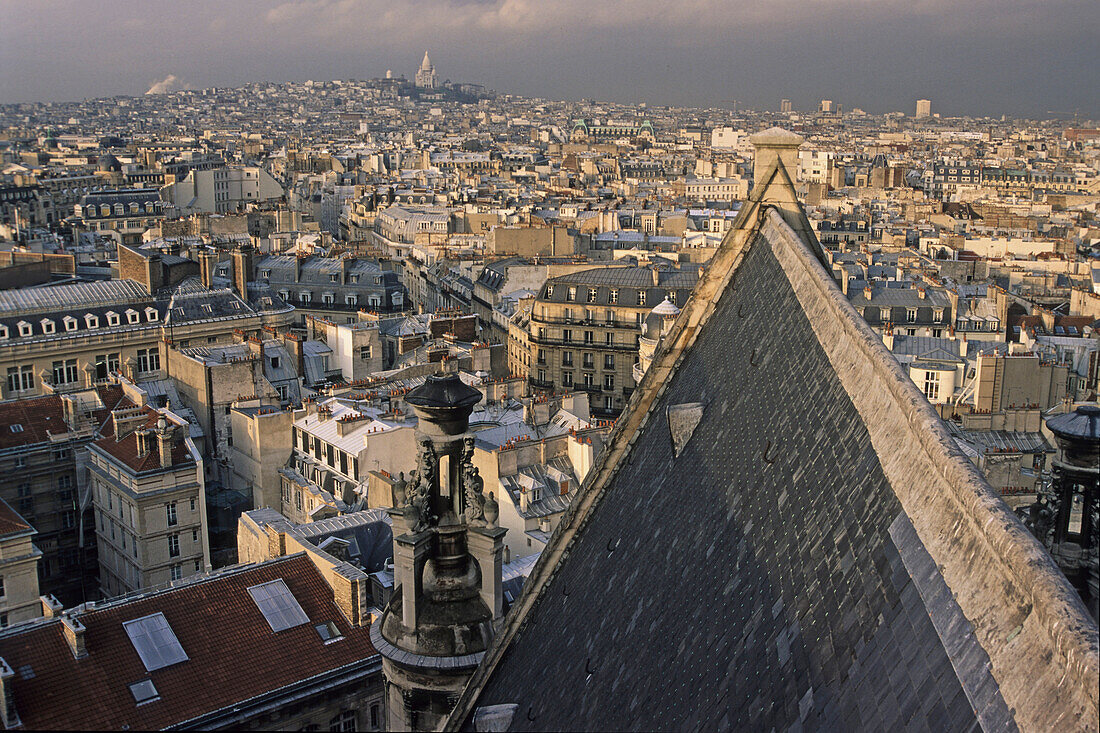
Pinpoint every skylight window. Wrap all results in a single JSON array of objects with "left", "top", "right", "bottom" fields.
[
  {"left": 10, "top": 425, "right": 23, "bottom": 433},
  {"left": 129, "top": 679, "right": 159, "bottom": 704},
  {"left": 315, "top": 621, "right": 342, "bottom": 642},
  {"left": 247, "top": 579, "right": 309, "bottom": 632},
  {"left": 123, "top": 613, "right": 189, "bottom": 671}
]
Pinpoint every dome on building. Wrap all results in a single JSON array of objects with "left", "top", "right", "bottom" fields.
[{"left": 642, "top": 296, "right": 681, "bottom": 337}]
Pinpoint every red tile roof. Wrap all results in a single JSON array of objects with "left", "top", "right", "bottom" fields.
[
  {"left": 0, "top": 554, "right": 377, "bottom": 730},
  {"left": 0, "top": 498, "right": 32, "bottom": 537},
  {"left": 92, "top": 406, "right": 192, "bottom": 473},
  {"left": 0, "top": 395, "right": 67, "bottom": 450}
]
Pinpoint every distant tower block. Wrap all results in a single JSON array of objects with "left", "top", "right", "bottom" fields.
[
  {"left": 916, "top": 99, "right": 932, "bottom": 118},
  {"left": 819, "top": 99, "right": 833, "bottom": 113},
  {"left": 780, "top": 98, "right": 792, "bottom": 114}
]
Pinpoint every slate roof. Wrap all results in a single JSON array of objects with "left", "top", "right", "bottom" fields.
[
  {"left": 0, "top": 554, "right": 378, "bottom": 730},
  {"left": 449, "top": 173, "right": 1098, "bottom": 729}
]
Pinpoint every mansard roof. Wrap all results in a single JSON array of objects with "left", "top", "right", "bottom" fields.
[{"left": 447, "top": 147, "right": 1098, "bottom": 732}]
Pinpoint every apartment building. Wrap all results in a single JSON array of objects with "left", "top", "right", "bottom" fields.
[
  {"left": 0, "top": 499, "right": 42, "bottom": 628},
  {"left": 528, "top": 264, "right": 700, "bottom": 415},
  {"left": 88, "top": 407, "right": 210, "bottom": 597}
]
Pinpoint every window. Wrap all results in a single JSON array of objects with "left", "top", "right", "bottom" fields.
[
  {"left": 270, "top": 355, "right": 282, "bottom": 369},
  {"left": 566, "top": 286, "right": 576, "bottom": 302},
  {"left": 192, "top": 529, "right": 198, "bottom": 543},
  {"left": 106, "top": 311, "right": 120, "bottom": 326},
  {"left": 137, "top": 347, "right": 160, "bottom": 373},
  {"left": 330, "top": 710, "right": 357, "bottom": 733},
  {"left": 605, "top": 332, "right": 614, "bottom": 346},
  {"left": 0, "top": 325, "right": 7, "bottom": 340},
  {"left": 605, "top": 354, "right": 615, "bottom": 369},
  {"left": 604, "top": 374, "right": 615, "bottom": 390},
  {"left": 130, "top": 679, "right": 159, "bottom": 704},
  {"left": 583, "top": 373, "right": 594, "bottom": 388},
  {"left": 190, "top": 498, "right": 196, "bottom": 512},
  {"left": 584, "top": 330, "right": 594, "bottom": 344},
  {"left": 168, "top": 534, "right": 180, "bottom": 558},
  {"left": 145, "top": 307, "right": 159, "bottom": 322},
  {"left": 546, "top": 285, "right": 554, "bottom": 298},
  {"left": 6, "top": 365, "right": 34, "bottom": 393},
  {"left": 41, "top": 319, "right": 56, "bottom": 334},
  {"left": 923, "top": 371, "right": 940, "bottom": 401},
  {"left": 562, "top": 371, "right": 573, "bottom": 386},
  {"left": 170, "top": 565, "right": 182, "bottom": 581},
  {"left": 126, "top": 309, "right": 140, "bottom": 324},
  {"left": 933, "top": 308, "right": 944, "bottom": 322},
  {"left": 95, "top": 353, "right": 120, "bottom": 380},
  {"left": 878, "top": 307, "right": 889, "bottom": 322},
  {"left": 562, "top": 329, "right": 572, "bottom": 343},
  {"left": 609, "top": 288, "right": 618, "bottom": 304},
  {"left": 62, "top": 511, "right": 75, "bottom": 529},
  {"left": 315, "top": 621, "right": 342, "bottom": 642},
  {"left": 0, "top": 576, "right": 4, "bottom": 597},
  {"left": 52, "top": 359, "right": 78, "bottom": 385},
  {"left": 370, "top": 704, "right": 380, "bottom": 730},
  {"left": 358, "top": 346, "right": 371, "bottom": 360},
  {"left": 906, "top": 308, "right": 917, "bottom": 323},
  {"left": 637, "top": 290, "right": 646, "bottom": 306},
  {"left": 562, "top": 351, "right": 573, "bottom": 366},
  {"left": 167, "top": 502, "right": 177, "bottom": 527},
  {"left": 330, "top": 274, "right": 339, "bottom": 282},
  {"left": 17, "top": 321, "right": 31, "bottom": 337},
  {"left": 248, "top": 579, "right": 310, "bottom": 632},
  {"left": 583, "top": 353, "right": 594, "bottom": 369},
  {"left": 124, "top": 613, "right": 188, "bottom": 671},
  {"left": 587, "top": 287, "right": 598, "bottom": 303}
]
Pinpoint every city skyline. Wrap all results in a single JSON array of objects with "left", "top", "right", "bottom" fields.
[{"left": 1, "top": 0, "right": 1098, "bottom": 117}]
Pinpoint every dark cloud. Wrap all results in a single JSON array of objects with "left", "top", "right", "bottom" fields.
[{"left": 0, "top": 0, "right": 1096, "bottom": 116}]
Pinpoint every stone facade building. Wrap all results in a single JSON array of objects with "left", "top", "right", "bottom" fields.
[
  {"left": 0, "top": 499, "right": 42, "bottom": 628},
  {"left": 528, "top": 263, "right": 700, "bottom": 416},
  {"left": 88, "top": 406, "right": 210, "bottom": 597}
]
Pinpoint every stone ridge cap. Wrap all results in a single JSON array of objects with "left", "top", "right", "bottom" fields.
[
  {"left": 761, "top": 208, "right": 1099, "bottom": 713},
  {"left": 443, "top": 195, "right": 770, "bottom": 731}
]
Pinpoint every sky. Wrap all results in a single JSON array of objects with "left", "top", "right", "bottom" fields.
[{"left": 1, "top": 0, "right": 1097, "bottom": 118}]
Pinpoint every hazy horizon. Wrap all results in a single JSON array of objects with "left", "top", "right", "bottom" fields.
[{"left": 1, "top": 0, "right": 1098, "bottom": 118}]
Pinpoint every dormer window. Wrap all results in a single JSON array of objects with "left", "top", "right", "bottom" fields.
[
  {"left": 41, "top": 318, "right": 56, "bottom": 334},
  {"left": 126, "top": 309, "right": 140, "bottom": 324},
  {"left": 637, "top": 290, "right": 647, "bottom": 306},
  {"left": 145, "top": 307, "right": 159, "bottom": 322},
  {"left": 0, "top": 325, "right": 8, "bottom": 340},
  {"left": 17, "top": 321, "right": 31, "bottom": 337},
  {"left": 261, "top": 269, "right": 271, "bottom": 279},
  {"left": 63, "top": 316, "right": 78, "bottom": 331},
  {"left": 933, "top": 308, "right": 944, "bottom": 322},
  {"left": 546, "top": 285, "right": 554, "bottom": 298},
  {"left": 330, "top": 274, "right": 339, "bottom": 282},
  {"left": 106, "top": 311, "right": 120, "bottom": 327}
]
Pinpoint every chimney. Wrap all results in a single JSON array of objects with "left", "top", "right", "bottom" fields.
[
  {"left": 156, "top": 415, "right": 173, "bottom": 468},
  {"left": 61, "top": 615, "right": 87, "bottom": 659},
  {"left": 199, "top": 249, "right": 217, "bottom": 289},
  {"left": 918, "top": 287, "right": 927, "bottom": 299},
  {"left": 0, "top": 658, "right": 18, "bottom": 729},
  {"left": 135, "top": 429, "right": 151, "bottom": 458},
  {"left": 231, "top": 244, "right": 255, "bottom": 299},
  {"left": 863, "top": 285, "right": 873, "bottom": 300},
  {"left": 40, "top": 594, "right": 62, "bottom": 618}
]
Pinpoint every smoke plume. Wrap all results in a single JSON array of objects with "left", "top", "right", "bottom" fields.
[{"left": 145, "top": 75, "right": 180, "bottom": 95}]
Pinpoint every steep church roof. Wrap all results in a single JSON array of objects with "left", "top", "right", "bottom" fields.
[{"left": 447, "top": 137, "right": 1098, "bottom": 731}]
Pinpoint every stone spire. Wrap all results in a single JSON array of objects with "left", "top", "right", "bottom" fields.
[{"left": 372, "top": 373, "right": 507, "bottom": 731}]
